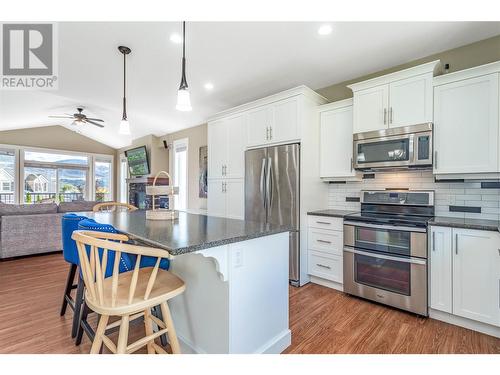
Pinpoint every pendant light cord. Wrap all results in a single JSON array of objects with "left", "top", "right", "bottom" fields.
[
  {"left": 179, "top": 21, "right": 188, "bottom": 90},
  {"left": 122, "top": 51, "right": 127, "bottom": 120}
]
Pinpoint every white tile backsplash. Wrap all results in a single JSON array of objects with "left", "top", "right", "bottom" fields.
[{"left": 327, "top": 171, "right": 500, "bottom": 221}]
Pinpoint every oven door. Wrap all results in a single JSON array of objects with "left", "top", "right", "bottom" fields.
[
  {"left": 344, "top": 222, "right": 427, "bottom": 258},
  {"left": 353, "top": 133, "right": 414, "bottom": 169},
  {"left": 343, "top": 247, "right": 428, "bottom": 316}
]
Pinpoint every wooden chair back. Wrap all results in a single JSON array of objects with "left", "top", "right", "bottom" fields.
[
  {"left": 93, "top": 202, "right": 138, "bottom": 212},
  {"left": 71, "top": 230, "right": 171, "bottom": 309}
]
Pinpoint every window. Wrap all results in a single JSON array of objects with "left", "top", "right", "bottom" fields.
[
  {"left": 0, "top": 149, "right": 17, "bottom": 203},
  {"left": 173, "top": 139, "right": 188, "bottom": 210},
  {"left": 94, "top": 159, "right": 112, "bottom": 202},
  {"left": 119, "top": 155, "right": 128, "bottom": 203}
]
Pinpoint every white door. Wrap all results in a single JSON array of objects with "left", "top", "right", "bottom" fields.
[
  {"left": 225, "top": 115, "right": 246, "bottom": 179},
  {"left": 453, "top": 228, "right": 500, "bottom": 326},
  {"left": 429, "top": 226, "right": 453, "bottom": 313},
  {"left": 207, "top": 179, "right": 226, "bottom": 217},
  {"left": 225, "top": 179, "right": 244, "bottom": 219},
  {"left": 272, "top": 97, "right": 299, "bottom": 143},
  {"left": 389, "top": 73, "right": 433, "bottom": 128},
  {"left": 319, "top": 105, "right": 355, "bottom": 178},
  {"left": 208, "top": 120, "right": 228, "bottom": 179},
  {"left": 246, "top": 106, "right": 271, "bottom": 147},
  {"left": 352, "top": 84, "right": 389, "bottom": 133},
  {"left": 173, "top": 139, "right": 188, "bottom": 210},
  {"left": 433, "top": 73, "right": 499, "bottom": 174}
]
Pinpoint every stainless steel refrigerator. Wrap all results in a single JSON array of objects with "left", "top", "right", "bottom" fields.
[{"left": 245, "top": 144, "right": 300, "bottom": 285}]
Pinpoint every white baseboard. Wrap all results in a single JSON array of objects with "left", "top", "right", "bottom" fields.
[
  {"left": 310, "top": 275, "right": 344, "bottom": 292},
  {"left": 258, "top": 329, "right": 292, "bottom": 354},
  {"left": 429, "top": 309, "right": 500, "bottom": 338}
]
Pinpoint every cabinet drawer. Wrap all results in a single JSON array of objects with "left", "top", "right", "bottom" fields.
[
  {"left": 308, "top": 228, "right": 342, "bottom": 256},
  {"left": 308, "top": 251, "right": 343, "bottom": 283},
  {"left": 307, "top": 215, "right": 343, "bottom": 231}
]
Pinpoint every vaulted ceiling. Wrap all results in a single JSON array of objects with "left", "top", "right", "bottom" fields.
[{"left": 1, "top": 21, "right": 499, "bottom": 148}]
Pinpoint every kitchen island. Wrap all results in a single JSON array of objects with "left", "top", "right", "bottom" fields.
[{"left": 84, "top": 210, "right": 291, "bottom": 354}]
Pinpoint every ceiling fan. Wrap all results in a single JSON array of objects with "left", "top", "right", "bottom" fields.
[{"left": 49, "top": 107, "right": 105, "bottom": 128}]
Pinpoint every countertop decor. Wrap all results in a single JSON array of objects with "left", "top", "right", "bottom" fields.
[{"left": 145, "top": 171, "right": 179, "bottom": 220}]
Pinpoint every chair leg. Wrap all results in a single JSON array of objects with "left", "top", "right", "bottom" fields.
[
  {"left": 144, "top": 309, "right": 155, "bottom": 354},
  {"left": 152, "top": 305, "right": 168, "bottom": 347},
  {"left": 90, "top": 315, "right": 109, "bottom": 354},
  {"left": 116, "top": 315, "right": 130, "bottom": 354},
  {"left": 160, "top": 301, "right": 181, "bottom": 354},
  {"left": 60, "top": 263, "right": 77, "bottom": 316},
  {"left": 71, "top": 275, "right": 85, "bottom": 338},
  {"left": 75, "top": 302, "right": 89, "bottom": 345}
]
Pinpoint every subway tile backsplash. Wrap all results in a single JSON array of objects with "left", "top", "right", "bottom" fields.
[{"left": 327, "top": 171, "right": 500, "bottom": 221}]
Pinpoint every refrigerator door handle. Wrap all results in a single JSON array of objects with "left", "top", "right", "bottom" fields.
[
  {"left": 266, "top": 157, "right": 273, "bottom": 209},
  {"left": 260, "top": 158, "right": 267, "bottom": 208}
]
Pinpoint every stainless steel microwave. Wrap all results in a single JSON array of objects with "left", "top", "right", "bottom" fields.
[{"left": 353, "top": 123, "right": 433, "bottom": 171}]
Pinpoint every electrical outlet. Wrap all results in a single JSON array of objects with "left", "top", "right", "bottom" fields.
[{"left": 233, "top": 249, "right": 244, "bottom": 268}]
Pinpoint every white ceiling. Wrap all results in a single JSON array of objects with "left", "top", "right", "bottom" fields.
[{"left": 1, "top": 21, "right": 500, "bottom": 149}]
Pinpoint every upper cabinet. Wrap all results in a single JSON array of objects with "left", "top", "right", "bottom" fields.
[
  {"left": 246, "top": 97, "right": 300, "bottom": 147},
  {"left": 318, "top": 99, "right": 359, "bottom": 180},
  {"left": 348, "top": 61, "right": 441, "bottom": 134},
  {"left": 433, "top": 64, "right": 500, "bottom": 176},
  {"left": 208, "top": 114, "right": 246, "bottom": 179}
]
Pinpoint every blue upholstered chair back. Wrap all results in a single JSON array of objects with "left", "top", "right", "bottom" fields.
[{"left": 62, "top": 213, "right": 88, "bottom": 265}]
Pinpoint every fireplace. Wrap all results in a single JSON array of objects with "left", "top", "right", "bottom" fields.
[{"left": 127, "top": 177, "right": 170, "bottom": 210}]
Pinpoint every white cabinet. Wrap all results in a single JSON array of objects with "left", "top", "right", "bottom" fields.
[
  {"left": 207, "top": 179, "right": 244, "bottom": 219},
  {"left": 246, "top": 97, "right": 300, "bottom": 147},
  {"left": 208, "top": 114, "right": 245, "bottom": 180},
  {"left": 389, "top": 73, "right": 433, "bottom": 128},
  {"left": 307, "top": 215, "right": 343, "bottom": 286},
  {"left": 453, "top": 228, "right": 500, "bottom": 326},
  {"left": 429, "top": 226, "right": 453, "bottom": 313},
  {"left": 429, "top": 226, "right": 500, "bottom": 328},
  {"left": 319, "top": 99, "right": 358, "bottom": 180},
  {"left": 352, "top": 84, "right": 389, "bottom": 133},
  {"left": 433, "top": 73, "right": 499, "bottom": 175},
  {"left": 348, "top": 61, "right": 440, "bottom": 134}
]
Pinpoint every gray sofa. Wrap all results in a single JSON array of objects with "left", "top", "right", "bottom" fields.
[{"left": 0, "top": 201, "right": 106, "bottom": 259}]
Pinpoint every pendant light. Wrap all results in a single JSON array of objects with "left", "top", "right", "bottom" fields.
[
  {"left": 176, "top": 21, "right": 192, "bottom": 111},
  {"left": 118, "top": 45, "right": 132, "bottom": 135}
]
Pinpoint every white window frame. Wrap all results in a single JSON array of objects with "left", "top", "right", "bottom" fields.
[
  {"left": 118, "top": 153, "right": 128, "bottom": 204},
  {"left": 172, "top": 138, "right": 189, "bottom": 211},
  {"left": 0, "top": 143, "right": 114, "bottom": 204}
]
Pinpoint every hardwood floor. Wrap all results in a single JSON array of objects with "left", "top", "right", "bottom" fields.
[{"left": 0, "top": 253, "right": 498, "bottom": 354}]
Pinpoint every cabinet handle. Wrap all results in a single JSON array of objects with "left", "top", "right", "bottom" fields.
[
  {"left": 316, "top": 221, "right": 331, "bottom": 225},
  {"left": 266, "top": 127, "right": 269, "bottom": 140},
  {"left": 316, "top": 263, "right": 331, "bottom": 270},
  {"left": 224, "top": 165, "right": 227, "bottom": 176},
  {"left": 432, "top": 232, "right": 436, "bottom": 252},
  {"left": 434, "top": 151, "right": 438, "bottom": 170},
  {"left": 389, "top": 107, "right": 393, "bottom": 124},
  {"left": 221, "top": 182, "right": 224, "bottom": 193},
  {"left": 270, "top": 126, "right": 273, "bottom": 140},
  {"left": 455, "top": 233, "right": 458, "bottom": 255},
  {"left": 350, "top": 157, "right": 353, "bottom": 172},
  {"left": 383, "top": 108, "right": 387, "bottom": 125},
  {"left": 317, "top": 239, "right": 332, "bottom": 244}
]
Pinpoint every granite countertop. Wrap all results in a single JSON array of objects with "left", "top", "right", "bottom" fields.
[
  {"left": 428, "top": 216, "right": 500, "bottom": 232},
  {"left": 80, "top": 210, "right": 290, "bottom": 256},
  {"left": 307, "top": 209, "right": 359, "bottom": 218}
]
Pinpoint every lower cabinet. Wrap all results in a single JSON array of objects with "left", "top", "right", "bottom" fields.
[
  {"left": 307, "top": 215, "right": 343, "bottom": 286},
  {"left": 429, "top": 226, "right": 500, "bottom": 327},
  {"left": 207, "top": 179, "right": 244, "bottom": 219}
]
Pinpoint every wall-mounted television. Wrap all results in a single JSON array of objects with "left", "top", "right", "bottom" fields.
[{"left": 125, "top": 146, "right": 150, "bottom": 177}]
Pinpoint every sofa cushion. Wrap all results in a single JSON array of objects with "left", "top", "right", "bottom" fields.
[
  {"left": 58, "top": 201, "right": 111, "bottom": 213},
  {"left": 0, "top": 202, "right": 58, "bottom": 216}
]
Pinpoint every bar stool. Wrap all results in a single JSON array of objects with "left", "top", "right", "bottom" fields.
[
  {"left": 72, "top": 230, "right": 185, "bottom": 354},
  {"left": 60, "top": 213, "right": 88, "bottom": 338}
]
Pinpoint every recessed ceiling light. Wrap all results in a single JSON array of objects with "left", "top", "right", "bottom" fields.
[
  {"left": 204, "top": 82, "right": 214, "bottom": 91},
  {"left": 318, "top": 25, "right": 333, "bottom": 36},
  {"left": 170, "top": 33, "right": 183, "bottom": 44}
]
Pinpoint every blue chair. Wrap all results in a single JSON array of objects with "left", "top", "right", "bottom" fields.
[
  {"left": 60, "top": 214, "right": 88, "bottom": 338},
  {"left": 74, "top": 218, "right": 169, "bottom": 346}
]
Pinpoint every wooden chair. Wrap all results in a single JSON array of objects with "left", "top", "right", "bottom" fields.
[
  {"left": 71, "top": 230, "right": 185, "bottom": 354},
  {"left": 92, "top": 202, "right": 138, "bottom": 212}
]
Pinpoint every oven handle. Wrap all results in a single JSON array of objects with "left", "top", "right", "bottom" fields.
[
  {"left": 343, "top": 246, "right": 427, "bottom": 265},
  {"left": 343, "top": 221, "right": 427, "bottom": 233}
]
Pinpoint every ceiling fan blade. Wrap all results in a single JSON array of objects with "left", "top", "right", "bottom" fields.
[
  {"left": 85, "top": 118, "right": 104, "bottom": 122},
  {"left": 85, "top": 119, "right": 105, "bottom": 128},
  {"left": 49, "top": 115, "right": 74, "bottom": 119}
]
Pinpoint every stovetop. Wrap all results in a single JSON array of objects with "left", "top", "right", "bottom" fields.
[{"left": 343, "top": 212, "right": 433, "bottom": 228}]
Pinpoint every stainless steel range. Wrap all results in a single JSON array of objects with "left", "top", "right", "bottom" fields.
[{"left": 343, "top": 190, "right": 434, "bottom": 316}]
